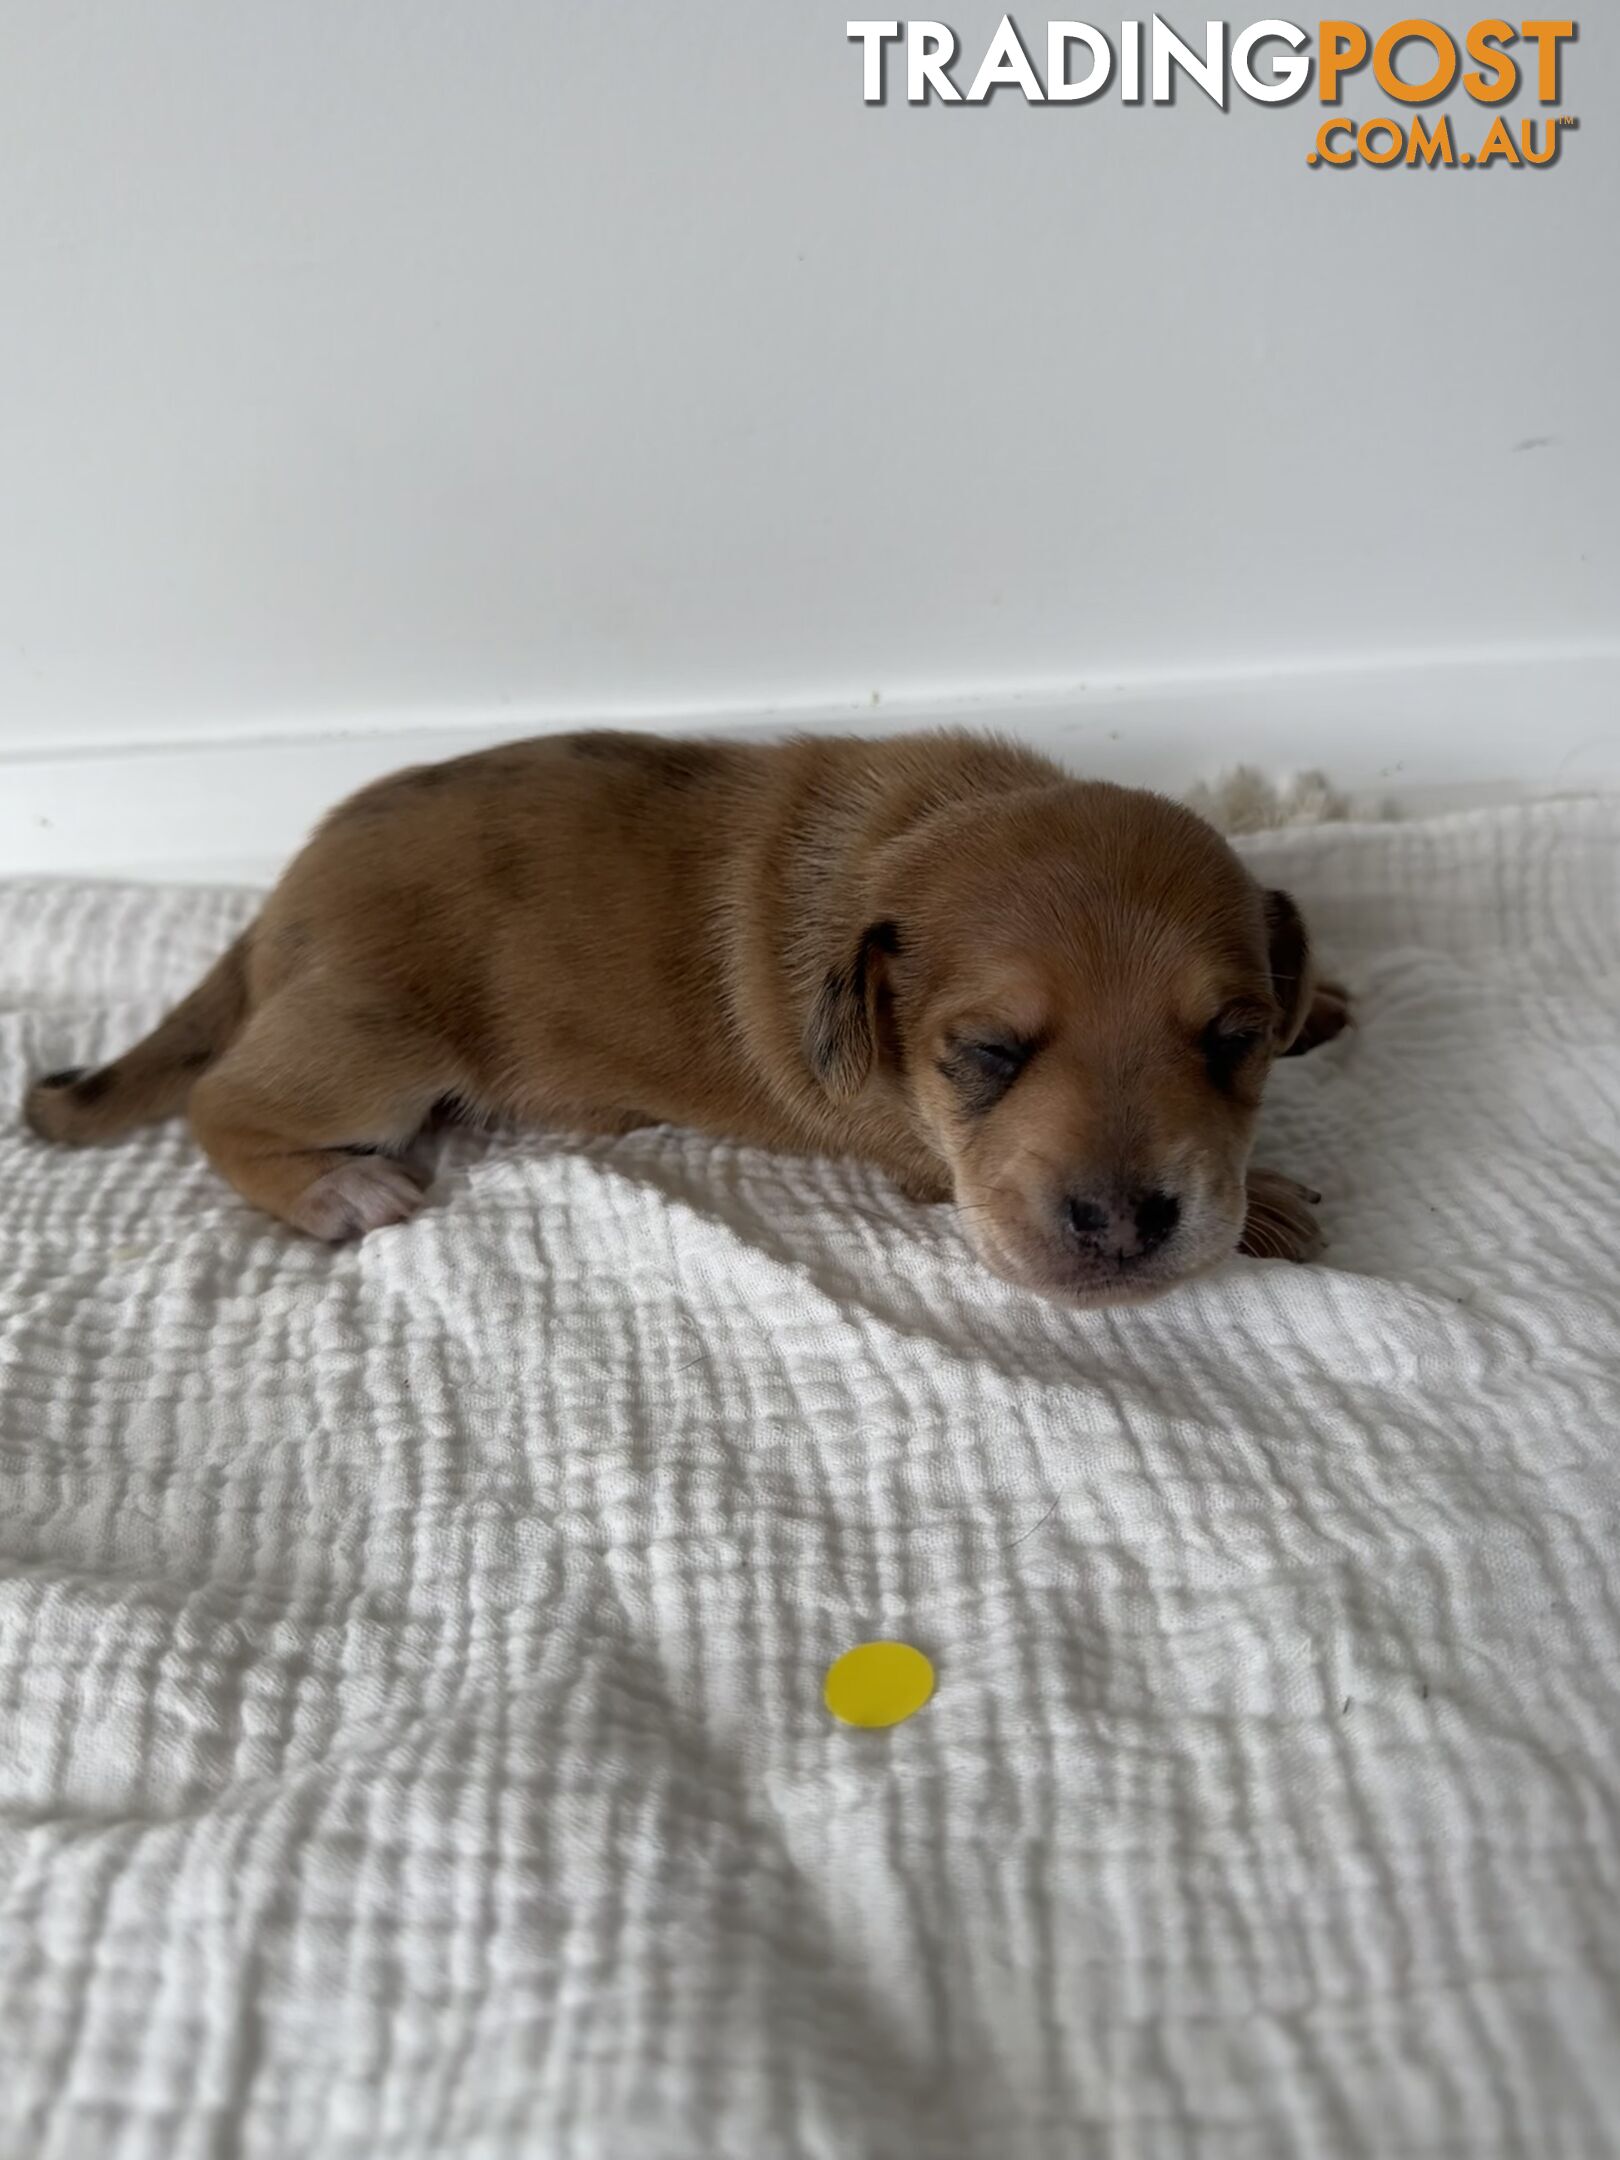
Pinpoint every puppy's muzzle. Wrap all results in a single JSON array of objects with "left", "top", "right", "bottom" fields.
[{"left": 1062, "top": 1184, "right": 1183, "bottom": 1271}]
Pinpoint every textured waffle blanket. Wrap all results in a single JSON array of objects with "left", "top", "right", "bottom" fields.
[{"left": 2, "top": 798, "right": 1618, "bottom": 2160}]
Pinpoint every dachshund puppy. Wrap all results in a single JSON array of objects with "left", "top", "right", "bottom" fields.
[{"left": 25, "top": 730, "right": 1348, "bottom": 1305}]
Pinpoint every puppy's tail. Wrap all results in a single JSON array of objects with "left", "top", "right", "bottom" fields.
[{"left": 24, "top": 932, "right": 253, "bottom": 1146}]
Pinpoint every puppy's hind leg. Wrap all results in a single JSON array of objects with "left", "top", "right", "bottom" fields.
[{"left": 188, "top": 991, "right": 457, "bottom": 1240}]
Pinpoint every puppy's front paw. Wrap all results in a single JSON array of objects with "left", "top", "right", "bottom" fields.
[
  {"left": 290, "top": 1158, "right": 428, "bottom": 1241},
  {"left": 1286, "top": 980, "right": 1353, "bottom": 1056},
  {"left": 1240, "top": 1168, "right": 1324, "bottom": 1264}
]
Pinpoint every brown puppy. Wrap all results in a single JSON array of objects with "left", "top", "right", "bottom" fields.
[{"left": 24, "top": 730, "right": 1348, "bottom": 1305}]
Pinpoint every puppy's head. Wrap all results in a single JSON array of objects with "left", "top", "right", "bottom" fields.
[{"left": 805, "top": 781, "right": 1312, "bottom": 1306}]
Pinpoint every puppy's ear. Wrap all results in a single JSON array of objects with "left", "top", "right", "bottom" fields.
[
  {"left": 1264, "top": 889, "right": 1314, "bottom": 1051},
  {"left": 803, "top": 919, "right": 899, "bottom": 1102}
]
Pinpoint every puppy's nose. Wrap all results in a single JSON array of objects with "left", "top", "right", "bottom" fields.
[{"left": 1064, "top": 1186, "right": 1182, "bottom": 1263}]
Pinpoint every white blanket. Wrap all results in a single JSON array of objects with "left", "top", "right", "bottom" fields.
[{"left": 2, "top": 800, "right": 1618, "bottom": 2160}]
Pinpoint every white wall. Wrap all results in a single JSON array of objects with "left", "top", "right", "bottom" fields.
[{"left": 1, "top": 5, "right": 1616, "bottom": 874}]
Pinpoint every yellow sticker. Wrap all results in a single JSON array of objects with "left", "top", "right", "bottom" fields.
[{"left": 823, "top": 1641, "right": 936, "bottom": 1729}]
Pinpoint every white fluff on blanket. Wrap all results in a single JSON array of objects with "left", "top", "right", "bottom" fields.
[{"left": 2, "top": 799, "right": 1619, "bottom": 2160}]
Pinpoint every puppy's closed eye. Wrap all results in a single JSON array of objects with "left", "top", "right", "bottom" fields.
[
  {"left": 1201, "top": 1007, "right": 1272, "bottom": 1094},
  {"left": 940, "top": 1035, "right": 1036, "bottom": 1115}
]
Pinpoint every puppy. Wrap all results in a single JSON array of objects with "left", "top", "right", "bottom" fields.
[{"left": 24, "top": 730, "right": 1348, "bottom": 1305}]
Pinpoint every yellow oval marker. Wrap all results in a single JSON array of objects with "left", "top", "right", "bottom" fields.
[{"left": 824, "top": 1641, "right": 935, "bottom": 1729}]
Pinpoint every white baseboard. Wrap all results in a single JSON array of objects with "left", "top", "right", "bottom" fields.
[{"left": 3, "top": 648, "right": 1616, "bottom": 885}]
